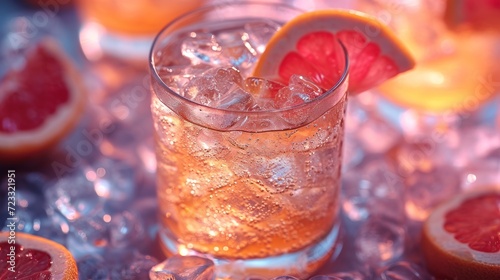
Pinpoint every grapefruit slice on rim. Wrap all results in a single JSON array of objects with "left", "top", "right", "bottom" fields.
[
  {"left": 421, "top": 187, "right": 500, "bottom": 280},
  {"left": 253, "top": 9, "right": 415, "bottom": 95},
  {"left": 0, "top": 38, "right": 86, "bottom": 162},
  {"left": 0, "top": 231, "right": 78, "bottom": 279}
]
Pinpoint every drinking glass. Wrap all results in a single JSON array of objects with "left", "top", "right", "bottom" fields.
[
  {"left": 149, "top": 2, "right": 348, "bottom": 278},
  {"left": 76, "top": 0, "right": 205, "bottom": 62}
]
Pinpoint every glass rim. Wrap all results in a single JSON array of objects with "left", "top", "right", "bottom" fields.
[{"left": 149, "top": 1, "right": 349, "bottom": 125}]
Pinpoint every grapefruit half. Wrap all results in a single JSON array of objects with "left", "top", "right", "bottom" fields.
[
  {"left": 0, "top": 38, "right": 86, "bottom": 162},
  {"left": 422, "top": 186, "right": 500, "bottom": 280},
  {"left": 0, "top": 231, "right": 78, "bottom": 280}
]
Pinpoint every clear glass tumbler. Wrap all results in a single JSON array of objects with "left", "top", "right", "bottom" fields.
[{"left": 149, "top": 2, "right": 349, "bottom": 278}]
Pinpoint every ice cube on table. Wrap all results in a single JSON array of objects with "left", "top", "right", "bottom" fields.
[
  {"left": 84, "top": 156, "right": 136, "bottom": 209},
  {"left": 341, "top": 158, "right": 405, "bottom": 223},
  {"left": 309, "top": 271, "right": 366, "bottom": 280},
  {"left": 109, "top": 210, "right": 146, "bottom": 249},
  {"left": 271, "top": 276, "right": 299, "bottom": 280},
  {"left": 354, "top": 217, "right": 405, "bottom": 267},
  {"left": 67, "top": 210, "right": 110, "bottom": 258},
  {"left": 150, "top": 255, "right": 215, "bottom": 280},
  {"left": 377, "top": 261, "right": 430, "bottom": 280},
  {"left": 77, "top": 251, "right": 157, "bottom": 279},
  {"left": 404, "top": 165, "right": 460, "bottom": 221},
  {"left": 45, "top": 172, "right": 103, "bottom": 221},
  {"left": 356, "top": 114, "right": 401, "bottom": 154}
]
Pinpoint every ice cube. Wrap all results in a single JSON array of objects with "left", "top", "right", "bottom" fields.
[
  {"left": 183, "top": 67, "right": 243, "bottom": 106},
  {"left": 244, "top": 20, "right": 281, "bottom": 54},
  {"left": 158, "top": 64, "right": 212, "bottom": 94},
  {"left": 244, "top": 77, "right": 285, "bottom": 110},
  {"left": 109, "top": 210, "right": 146, "bottom": 249},
  {"left": 356, "top": 114, "right": 401, "bottom": 154},
  {"left": 149, "top": 255, "right": 215, "bottom": 280},
  {"left": 181, "top": 32, "right": 222, "bottom": 66},
  {"left": 257, "top": 155, "right": 301, "bottom": 194},
  {"left": 216, "top": 29, "right": 257, "bottom": 72},
  {"left": 216, "top": 84, "right": 256, "bottom": 111},
  {"left": 67, "top": 210, "right": 110, "bottom": 258},
  {"left": 77, "top": 254, "right": 109, "bottom": 279},
  {"left": 84, "top": 156, "right": 137, "bottom": 210},
  {"left": 274, "top": 75, "right": 324, "bottom": 125},
  {"left": 377, "top": 261, "right": 430, "bottom": 280},
  {"left": 404, "top": 165, "right": 460, "bottom": 221},
  {"left": 354, "top": 217, "right": 405, "bottom": 267},
  {"left": 309, "top": 271, "right": 366, "bottom": 280},
  {"left": 274, "top": 75, "right": 323, "bottom": 109},
  {"left": 77, "top": 251, "right": 158, "bottom": 279},
  {"left": 131, "top": 197, "right": 159, "bottom": 240},
  {"left": 342, "top": 158, "right": 405, "bottom": 222},
  {"left": 45, "top": 172, "right": 103, "bottom": 221}
]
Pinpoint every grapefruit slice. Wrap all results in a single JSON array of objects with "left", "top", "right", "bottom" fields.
[
  {"left": 421, "top": 187, "right": 500, "bottom": 280},
  {"left": 0, "top": 231, "right": 78, "bottom": 279},
  {"left": 0, "top": 38, "right": 86, "bottom": 162},
  {"left": 444, "top": 0, "right": 500, "bottom": 32},
  {"left": 253, "top": 9, "right": 415, "bottom": 95}
]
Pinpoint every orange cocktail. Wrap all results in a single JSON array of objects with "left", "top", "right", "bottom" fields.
[
  {"left": 149, "top": 3, "right": 347, "bottom": 278},
  {"left": 356, "top": 0, "right": 499, "bottom": 113},
  {"left": 76, "top": 0, "right": 205, "bottom": 61}
]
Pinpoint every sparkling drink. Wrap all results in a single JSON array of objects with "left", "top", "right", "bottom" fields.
[{"left": 149, "top": 3, "right": 348, "bottom": 278}]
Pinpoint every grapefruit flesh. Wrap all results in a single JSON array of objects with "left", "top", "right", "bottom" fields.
[
  {"left": 0, "top": 38, "right": 86, "bottom": 162},
  {"left": 0, "top": 44, "right": 71, "bottom": 133},
  {"left": 422, "top": 187, "right": 500, "bottom": 280},
  {"left": 444, "top": 194, "right": 500, "bottom": 253},
  {"left": 0, "top": 232, "right": 78, "bottom": 280}
]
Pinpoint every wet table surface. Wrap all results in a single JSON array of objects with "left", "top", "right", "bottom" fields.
[{"left": 1, "top": 1, "right": 500, "bottom": 279}]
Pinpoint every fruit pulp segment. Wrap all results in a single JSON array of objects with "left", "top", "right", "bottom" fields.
[
  {"left": 0, "top": 44, "right": 70, "bottom": 133},
  {"left": 0, "top": 242, "right": 52, "bottom": 278},
  {"left": 152, "top": 94, "right": 345, "bottom": 259},
  {"left": 444, "top": 193, "right": 500, "bottom": 253}
]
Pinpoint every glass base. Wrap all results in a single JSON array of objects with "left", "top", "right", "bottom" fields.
[
  {"left": 78, "top": 20, "right": 153, "bottom": 63},
  {"left": 158, "top": 222, "right": 342, "bottom": 279}
]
